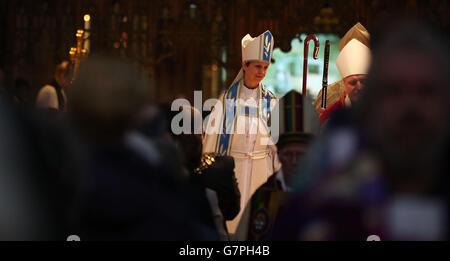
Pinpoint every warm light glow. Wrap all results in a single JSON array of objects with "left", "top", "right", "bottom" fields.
[
  {"left": 84, "top": 14, "right": 91, "bottom": 22},
  {"left": 76, "top": 30, "right": 84, "bottom": 38}
]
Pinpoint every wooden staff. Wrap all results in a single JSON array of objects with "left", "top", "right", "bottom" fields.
[
  {"left": 302, "top": 34, "right": 320, "bottom": 97},
  {"left": 321, "top": 40, "right": 330, "bottom": 108}
]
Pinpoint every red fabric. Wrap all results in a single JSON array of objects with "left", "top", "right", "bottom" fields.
[{"left": 320, "top": 99, "right": 344, "bottom": 125}]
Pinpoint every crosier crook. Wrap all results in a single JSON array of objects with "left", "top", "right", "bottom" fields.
[{"left": 302, "top": 34, "right": 320, "bottom": 97}]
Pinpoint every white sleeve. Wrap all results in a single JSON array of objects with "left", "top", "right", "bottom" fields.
[{"left": 36, "top": 85, "right": 59, "bottom": 109}]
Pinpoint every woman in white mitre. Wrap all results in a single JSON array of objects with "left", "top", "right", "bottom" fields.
[{"left": 203, "top": 30, "right": 281, "bottom": 240}]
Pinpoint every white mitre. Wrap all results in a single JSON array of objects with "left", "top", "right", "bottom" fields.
[
  {"left": 230, "top": 30, "right": 274, "bottom": 86},
  {"left": 336, "top": 38, "right": 371, "bottom": 79},
  {"left": 242, "top": 30, "right": 274, "bottom": 62}
]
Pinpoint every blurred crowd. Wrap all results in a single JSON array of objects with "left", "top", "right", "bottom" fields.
[{"left": 0, "top": 20, "right": 449, "bottom": 241}]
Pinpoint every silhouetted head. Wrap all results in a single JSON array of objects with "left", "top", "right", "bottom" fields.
[{"left": 68, "top": 56, "right": 149, "bottom": 143}]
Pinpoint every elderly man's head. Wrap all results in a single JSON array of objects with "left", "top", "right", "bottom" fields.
[
  {"left": 277, "top": 133, "right": 313, "bottom": 186},
  {"left": 337, "top": 38, "right": 371, "bottom": 105},
  {"left": 343, "top": 74, "right": 366, "bottom": 103}
]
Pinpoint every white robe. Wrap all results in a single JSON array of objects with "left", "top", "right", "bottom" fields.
[
  {"left": 203, "top": 80, "right": 281, "bottom": 240},
  {"left": 36, "top": 85, "right": 66, "bottom": 110}
]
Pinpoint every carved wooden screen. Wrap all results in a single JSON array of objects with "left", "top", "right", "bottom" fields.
[{"left": 1, "top": 0, "right": 448, "bottom": 103}]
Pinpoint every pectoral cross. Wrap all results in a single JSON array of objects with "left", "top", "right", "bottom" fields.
[{"left": 69, "top": 29, "right": 88, "bottom": 82}]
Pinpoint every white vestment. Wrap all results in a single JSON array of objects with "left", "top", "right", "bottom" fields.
[
  {"left": 36, "top": 84, "right": 67, "bottom": 110},
  {"left": 203, "top": 80, "right": 281, "bottom": 240}
]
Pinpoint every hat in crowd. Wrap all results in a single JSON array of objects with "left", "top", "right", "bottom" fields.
[
  {"left": 277, "top": 132, "right": 314, "bottom": 150},
  {"left": 336, "top": 39, "right": 371, "bottom": 79}
]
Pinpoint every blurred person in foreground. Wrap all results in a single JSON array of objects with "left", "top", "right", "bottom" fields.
[
  {"left": 248, "top": 132, "right": 314, "bottom": 240},
  {"left": 171, "top": 105, "right": 240, "bottom": 240},
  {"left": 273, "top": 21, "right": 450, "bottom": 240},
  {"left": 68, "top": 56, "right": 213, "bottom": 240},
  {"left": 0, "top": 101, "right": 71, "bottom": 240},
  {"left": 0, "top": 80, "right": 80, "bottom": 241}
]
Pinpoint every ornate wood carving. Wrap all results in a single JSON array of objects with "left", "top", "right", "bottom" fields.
[{"left": 1, "top": 0, "right": 448, "bottom": 102}]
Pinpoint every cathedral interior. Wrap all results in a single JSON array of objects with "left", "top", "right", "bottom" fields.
[
  {"left": 1, "top": 0, "right": 449, "bottom": 105},
  {"left": 0, "top": 0, "right": 450, "bottom": 244}
]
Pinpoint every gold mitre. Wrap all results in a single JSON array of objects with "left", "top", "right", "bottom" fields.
[{"left": 338, "top": 22, "right": 370, "bottom": 51}]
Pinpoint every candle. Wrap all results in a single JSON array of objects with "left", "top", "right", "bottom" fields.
[
  {"left": 83, "top": 14, "right": 91, "bottom": 53},
  {"left": 84, "top": 14, "right": 90, "bottom": 30},
  {"left": 84, "top": 37, "right": 90, "bottom": 53}
]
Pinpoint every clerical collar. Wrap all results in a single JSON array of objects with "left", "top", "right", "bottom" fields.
[{"left": 243, "top": 83, "right": 259, "bottom": 90}]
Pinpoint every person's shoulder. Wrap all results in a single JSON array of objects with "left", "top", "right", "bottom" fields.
[
  {"left": 326, "top": 99, "right": 344, "bottom": 111},
  {"left": 226, "top": 80, "right": 241, "bottom": 95},
  {"left": 261, "top": 84, "right": 278, "bottom": 100},
  {"left": 328, "top": 80, "right": 344, "bottom": 89},
  {"left": 38, "top": 85, "right": 57, "bottom": 96},
  {"left": 322, "top": 100, "right": 343, "bottom": 116},
  {"left": 36, "top": 85, "right": 59, "bottom": 109},
  {"left": 320, "top": 99, "right": 345, "bottom": 125},
  {"left": 314, "top": 80, "right": 344, "bottom": 113}
]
